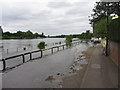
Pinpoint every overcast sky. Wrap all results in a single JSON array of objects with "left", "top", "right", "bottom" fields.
[{"left": 0, "top": 0, "right": 100, "bottom": 35}]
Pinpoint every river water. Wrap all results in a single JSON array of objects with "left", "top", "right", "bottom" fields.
[
  {"left": 0, "top": 38, "right": 66, "bottom": 70},
  {"left": 0, "top": 38, "right": 93, "bottom": 88},
  {"left": 0, "top": 38, "right": 66, "bottom": 55},
  {"left": 2, "top": 40, "right": 92, "bottom": 88}
]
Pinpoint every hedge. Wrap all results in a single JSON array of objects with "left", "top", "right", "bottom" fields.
[{"left": 108, "top": 17, "right": 120, "bottom": 43}]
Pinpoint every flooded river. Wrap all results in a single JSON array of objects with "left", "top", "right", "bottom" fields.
[
  {"left": 0, "top": 38, "right": 66, "bottom": 70},
  {"left": 0, "top": 38, "right": 66, "bottom": 55},
  {"left": 2, "top": 40, "right": 92, "bottom": 88}
]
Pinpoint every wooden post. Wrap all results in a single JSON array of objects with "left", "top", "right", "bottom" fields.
[
  {"left": 57, "top": 47, "right": 59, "bottom": 51},
  {"left": 22, "top": 54, "right": 25, "bottom": 63},
  {"left": 51, "top": 48, "right": 53, "bottom": 54},
  {"left": 41, "top": 50, "right": 43, "bottom": 58},
  {"left": 30, "top": 53, "right": 32, "bottom": 60},
  {"left": 17, "top": 48, "right": 18, "bottom": 52},
  {"left": 2, "top": 59, "right": 6, "bottom": 71},
  {"left": 7, "top": 49, "right": 8, "bottom": 54},
  {"left": 63, "top": 45, "right": 64, "bottom": 50}
]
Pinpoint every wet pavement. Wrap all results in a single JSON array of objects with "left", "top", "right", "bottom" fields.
[
  {"left": 80, "top": 45, "right": 118, "bottom": 88},
  {"left": 2, "top": 43, "right": 91, "bottom": 88}
]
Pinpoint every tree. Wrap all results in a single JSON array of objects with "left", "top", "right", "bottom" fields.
[
  {"left": 78, "top": 30, "right": 93, "bottom": 39},
  {"left": 90, "top": 2, "right": 120, "bottom": 23},
  {"left": 89, "top": 2, "right": 120, "bottom": 38},
  {"left": 34, "top": 33, "right": 39, "bottom": 38}
]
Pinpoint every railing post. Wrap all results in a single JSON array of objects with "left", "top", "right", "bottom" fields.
[
  {"left": 7, "top": 49, "right": 8, "bottom": 54},
  {"left": 51, "top": 48, "right": 53, "bottom": 54},
  {"left": 2, "top": 59, "right": 6, "bottom": 71},
  {"left": 22, "top": 54, "right": 25, "bottom": 63},
  {"left": 41, "top": 50, "right": 43, "bottom": 58},
  {"left": 57, "top": 47, "right": 59, "bottom": 51},
  {"left": 17, "top": 48, "right": 18, "bottom": 52},
  {"left": 63, "top": 45, "right": 64, "bottom": 50},
  {"left": 30, "top": 53, "right": 32, "bottom": 60}
]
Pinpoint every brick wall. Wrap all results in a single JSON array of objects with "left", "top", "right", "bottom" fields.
[{"left": 109, "top": 41, "right": 120, "bottom": 66}]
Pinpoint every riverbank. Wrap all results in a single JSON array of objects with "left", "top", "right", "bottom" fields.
[{"left": 62, "top": 44, "right": 118, "bottom": 88}]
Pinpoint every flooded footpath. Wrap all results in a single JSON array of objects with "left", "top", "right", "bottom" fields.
[{"left": 2, "top": 42, "right": 92, "bottom": 88}]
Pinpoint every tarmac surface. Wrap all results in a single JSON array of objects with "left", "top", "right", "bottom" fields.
[
  {"left": 80, "top": 45, "right": 118, "bottom": 88},
  {"left": 62, "top": 44, "right": 119, "bottom": 88}
]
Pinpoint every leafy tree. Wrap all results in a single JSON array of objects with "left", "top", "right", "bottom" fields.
[
  {"left": 2, "top": 30, "right": 46, "bottom": 39},
  {"left": 90, "top": 2, "right": 120, "bottom": 23},
  {"left": 89, "top": 2, "right": 120, "bottom": 38},
  {"left": 78, "top": 30, "right": 93, "bottom": 39},
  {"left": 34, "top": 33, "right": 40, "bottom": 38}
]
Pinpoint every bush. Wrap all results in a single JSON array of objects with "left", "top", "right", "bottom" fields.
[
  {"left": 65, "top": 35, "right": 72, "bottom": 48},
  {"left": 38, "top": 41, "right": 45, "bottom": 49}
]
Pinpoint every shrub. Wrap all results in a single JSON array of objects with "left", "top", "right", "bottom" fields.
[
  {"left": 65, "top": 35, "right": 72, "bottom": 48},
  {"left": 38, "top": 41, "right": 45, "bottom": 49}
]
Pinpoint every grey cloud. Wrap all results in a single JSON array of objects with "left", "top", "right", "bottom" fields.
[
  {"left": 47, "top": 1, "right": 72, "bottom": 8},
  {"left": 54, "top": 17, "right": 87, "bottom": 25},
  {"left": 2, "top": 5, "right": 31, "bottom": 24},
  {"left": 32, "top": 10, "right": 53, "bottom": 20},
  {"left": 66, "top": 7, "right": 91, "bottom": 16},
  {"left": 2, "top": 1, "right": 94, "bottom": 35},
  {"left": 66, "top": 2, "right": 93, "bottom": 16}
]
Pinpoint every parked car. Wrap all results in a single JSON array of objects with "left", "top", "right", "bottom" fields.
[{"left": 91, "top": 38, "right": 101, "bottom": 44}]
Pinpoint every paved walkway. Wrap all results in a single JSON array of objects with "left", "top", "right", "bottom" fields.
[{"left": 80, "top": 45, "right": 119, "bottom": 88}]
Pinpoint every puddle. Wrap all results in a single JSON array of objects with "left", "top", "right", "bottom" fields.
[
  {"left": 45, "top": 75, "right": 56, "bottom": 82},
  {"left": 45, "top": 73, "right": 64, "bottom": 88},
  {"left": 91, "top": 64, "right": 101, "bottom": 69}
]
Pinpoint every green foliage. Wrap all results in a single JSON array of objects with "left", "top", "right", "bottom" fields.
[
  {"left": 50, "top": 31, "right": 93, "bottom": 39},
  {"left": 37, "top": 42, "right": 46, "bottom": 49},
  {"left": 65, "top": 35, "right": 72, "bottom": 48},
  {"left": 94, "top": 19, "right": 106, "bottom": 38},
  {"left": 78, "top": 30, "right": 93, "bottom": 39},
  {"left": 90, "top": 2, "right": 120, "bottom": 42},
  {"left": 108, "top": 18, "right": 120, "bottom": 42},
  {"left": 2, "top": 30, "right": 46, "bottom": 39},
  {"left": 90, "top": 2, "right": 120, "bottom": 24}
]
